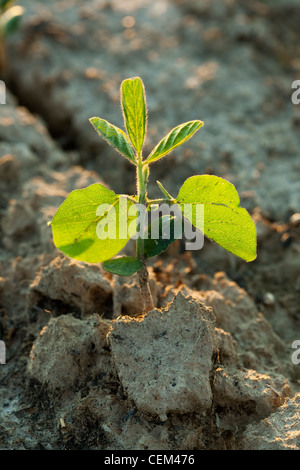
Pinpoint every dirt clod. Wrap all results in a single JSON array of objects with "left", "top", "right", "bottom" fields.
[
  {"left": 28, "top": 314, "right": 111, "bottom": 392},
  {"left": 108, "top": 292, "right": 217, "bottom": 421}
]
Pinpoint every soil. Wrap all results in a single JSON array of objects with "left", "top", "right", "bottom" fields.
[{"left": 0, "top": 0, "right": 300, "bottom": 450}]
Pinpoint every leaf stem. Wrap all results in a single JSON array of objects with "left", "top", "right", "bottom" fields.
[
  {"left": 119, "top": 194, "right": 137, "bottom": 204},
  {"left": 156, "top": 180, "right": 173, "bottom": 200}
]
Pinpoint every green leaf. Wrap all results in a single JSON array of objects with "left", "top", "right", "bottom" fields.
[
  {"left": 146, "top": 120, "right": 203, "bottom": 163},
  {"left": 143, "top": 215, "right": 183, "bottom": 259},
  {"left": 103, "top": 256, "right": 142, "bottom": 276},
  {"left": 0, "top": 5, "right": 24, "bottom": 37},
  {"left": 121, "top": 77, "right": 147, "bottom": 154},
  {"left": 176, "top": 175, "right": 257, "bottom": 261},
  {"left": 89, "top": 117, "right": 136, "bottom": 165},
  {"left": 51, "top": 184, "right": 137, "bottom": 263}
]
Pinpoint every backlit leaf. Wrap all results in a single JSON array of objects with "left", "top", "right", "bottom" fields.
[
  {"left": 89, "top": 117, "right": 136, "bottom": 165},
  {"left": 103, "top": 256, "right": 143, "bottom": 276},
  {"left": 51, "top": 184, "right": 137, "bottom": 263},
  {"left": 176, "top": 175, "right": 257, "bottom": 261},
  {"left": 146, "top": 120, "right": 203, "bottom": 163},
  {"left": 121, "top": 77, "right": 147, "bottom": 154}
]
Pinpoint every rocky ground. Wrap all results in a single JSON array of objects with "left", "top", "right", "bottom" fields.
[{"left": 0, "top": 0, "right": 300, "bottom": 450}]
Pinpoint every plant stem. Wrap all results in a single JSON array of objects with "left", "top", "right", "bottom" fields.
[
  {"left": 146, "top": 198, "right": 175, "bottom": 205},
  {"left": 136, "top": 154, "right": 154, "bottom": 312},
  {"left": 137, "top": 260, "right": 154, "bottom": 312},
  {"left": 0, "top": 35, "right": 6, "bottom": 77}
]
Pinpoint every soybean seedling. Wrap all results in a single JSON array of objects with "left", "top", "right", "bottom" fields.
[
  {"left": 51, "top": 77, "right": 257, "bottom": 312},
  {"left": 0, "top": 0, "right": 24, "bottom": 74}
]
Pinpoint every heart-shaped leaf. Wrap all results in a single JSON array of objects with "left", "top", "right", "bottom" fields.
[
  {"left": 176, "top": 175, "right": 257, "bottom": 261},
  {"left": 51, "top": 185, "right": 137, "bottom": 263}
]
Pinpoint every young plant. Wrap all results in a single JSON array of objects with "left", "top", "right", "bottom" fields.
[
  {"left": 0, "top": 0, "right": 24, "bottom": 74},
  {"left": 51, "top": 77, "right": 257, "bottom": 313}
]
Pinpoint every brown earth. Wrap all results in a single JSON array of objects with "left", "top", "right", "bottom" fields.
[{"left": 0, "top": 0, "right": 300, "bottom": 450}]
